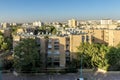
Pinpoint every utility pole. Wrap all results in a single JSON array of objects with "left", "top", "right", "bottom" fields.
[
  {"left": 0, "top": 59, "right": 2, "bottom": 80},
  {"left": 79, "top": 55, "right": 84, "bottom": 80}
]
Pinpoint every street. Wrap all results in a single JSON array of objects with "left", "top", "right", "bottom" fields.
[{"left": 1, "top": 71, "right": 120, "bottom": 80}]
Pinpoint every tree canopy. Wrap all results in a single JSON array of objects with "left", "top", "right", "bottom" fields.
[
  {"left": 38, "top": 26, "right": 57, "bottom": 35},
  {"left": 76, "top": 42, "right": 120, "bottom": 71},
  {"left": 0, "top": 35, "right": 8, "bottom": 52},
  {"left": 13, "top": 38, "right": 42, "bottom": 72}
]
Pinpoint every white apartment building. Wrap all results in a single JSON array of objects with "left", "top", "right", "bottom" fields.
[
  {"left": 1, "top": 23, "right": 10, "bottom": 28},
  {"left": 33, "top": 21, "right": 43, "bottom": 27},
  {"left": 100, "top": 19, "right": 113, "bottom": 25}
]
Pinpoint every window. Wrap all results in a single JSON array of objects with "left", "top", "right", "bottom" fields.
[
  {"left": 82, "top": 36, "right": 85, "bottom": 42},
  {"left": 92, "top": 36, "right": 95, "bottom": 42},
  {"left": 54, "top": 50, "right": 59, "bottom": 54},
  {"left": 66, "top": 50, "right": 70, "bottom": 56},
  {"left": 54, "top": 45, "right": 59, "bottom": 50},
  {"left": 48, "top": 45, "right": 52, "bottom": 48},
  {"left": 53, "top": 62, "right": 59, "bottom": 67},
  {"left": 86, "top": 35, "right": 89, "bottom": 42},
  {"left": 48, "top": 39, "right": 52, "bottom": 43},
  {"left": 53, "top": 57, "right": 59, "bottom": 62},
  {"left": 54, "top": 39, "right": 59, "bottom": 42},
  {"left": 66, "top": 44, "right": 69, "bottom": 50},
  {"left": 47, "top": 51, "right": 52, "bottom": 54},
  {"left": 66, "top": 38, "right": 70, "bottom": 41},
  {"left": 66, "top": 57, "right": 70, "bottom": 62},
  {"left": 54, "top": 42, "right": 59, "bottom": 44},
  {"left": 53, "top": 57, "right": 60, "bottom": 67}
]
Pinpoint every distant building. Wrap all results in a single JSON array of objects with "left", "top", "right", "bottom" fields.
[
  {"left": 10, "top": 23, "right": 17, "bottom": 26},
  {"left": 68, "top": 19, "right": 77, "bottom": 28},
  {"left": 100, "top": 19, "right": 113, "bottom": 25},
  {"left": 0, "top": 28, "right": 11, "bottom": 37},
  {"left": 1, "top": 23, "right": 10, "bottom": 28},
  {"left": 17, "top": 28, "right": 24, "bottom": 34},
  {"left": 0, "top": 25, "right": 2, "bottom": 29},
  {"left": 99, "top": 19, "right": 117, "bottom": 29},
  {"left": 33, "top": 21, "right": 43, "bottom": 27}
]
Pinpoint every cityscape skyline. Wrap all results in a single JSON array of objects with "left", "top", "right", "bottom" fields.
[{"left": 0, "top": 0, "right": 120, "bottom": 22}]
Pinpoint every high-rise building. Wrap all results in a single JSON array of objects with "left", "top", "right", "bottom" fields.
[{"left": 68, "top": 19, "right": 77, "bottom": 28}]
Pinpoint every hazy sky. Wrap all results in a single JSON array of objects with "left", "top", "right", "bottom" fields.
[{"left": 0, "top": 0, "right": 120, "bottom": 22}]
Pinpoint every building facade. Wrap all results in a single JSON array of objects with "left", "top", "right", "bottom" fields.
[
  {"left": 12, "top": 26, "right": 120, "bottom": 68},
  {"left": 68, "top": 19, "right": 77, "bottom": 28}
]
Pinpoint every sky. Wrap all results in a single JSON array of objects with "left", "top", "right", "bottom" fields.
[{"left": 0, "top": 0, "right": 120, "bottom": 23}]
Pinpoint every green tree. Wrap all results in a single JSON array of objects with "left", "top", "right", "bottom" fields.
[
  {"left": 93, "top": 44, "right": 109, "bottom": 70},
  {"left": 0, "top": 34, "right": 13, "bottom": 71},
  {"left": 10, "top": 26, "right": 18, "bottom": 33},
  {"left": 77, "top": 43, "right": 109, "bottom": 70},
  {"left": 107, "top": 44, "right": 120, "bottom": 71},
  {"left": 0, "top": 35, "right": 8, "bottom": 51},
  {"left": 38, "top": 26, "right": 57, "bottom": 35},
  {"left": 51, "top": 27, "right": 57, "bottom": 35},
  {"left": 0, "top": 31, "right": 3, "bottom": 35},
  {"left": 77, "top": 43, "right": 93, "bottom": 68},
  {"left": 13, "top": 38, "right": 42, "bottom": 72},
  {"left": 4, "top": 37, "right": 13, "bottom": 50}
]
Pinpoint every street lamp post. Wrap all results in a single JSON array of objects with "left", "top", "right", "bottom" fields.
[
  {"left": 80, "top": 55, "right": 82, "bottom": 77},
  {"left": 79, "top": 55, "right": 84, "bottom": 80},
  {"left": 0, "top": 59, "right": 2, "bottom": 80}
]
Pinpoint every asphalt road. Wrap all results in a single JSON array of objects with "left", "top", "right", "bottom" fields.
[{"left": 1, "top": 72, "right": 120, "bottom": 80}]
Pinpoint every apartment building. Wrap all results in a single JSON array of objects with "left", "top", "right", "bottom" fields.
[
  {"left": 13, "top": 26, "right": 120, "bottom": 68},
  {"left": 13, "top": 32, "right": 92, "bottom": 68},
  {"left": 33, "top": 21, "right": 43, "bottom": 27},
  {"left": 0, "top": 28, "right": 11, "bottom": 37},
  {"left": 46, "top": 36, "right": 66, "bottom": 68},
  {"left": 45, "top": 33, "right": 92, "bottom": 68},
  {"left": 68, "top": 19, "right": 77, "bottom": 28},
  {"left": 79, "top": 19, "right": 117, "bottom": 29},
  {"left": 1, "top": 23, "right": 10, "bottom": 29},
  {"left": 83, "top": 29, "right": 120, "bottom": 46}
]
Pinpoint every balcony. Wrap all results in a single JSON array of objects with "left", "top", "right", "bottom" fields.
[
  {"left": 54, "top": 45, "right": 59, "bottom": 50},
  {"left": 54, "top": 42, "right": 59, "bottom": 45},
  {"left": 47, "top": 51, "right": 52, "bottom": 54},
  {"left": 66, "top": 50, "right": 70, "bottom": 56},
  {"left": 54, "top": 51, "right": 60, "bottom": 54},
  {"left": 53, "top": 58, "right": 59, "bottom": 62},
  {"left": 48, "top": 39, "right": 52, "bottom": 43},
  {"left": 48, "top": 45, "right": 52, "bottom": 48},
  {"left": 54, "top": 39, "right": 59, "bottom": 42}
]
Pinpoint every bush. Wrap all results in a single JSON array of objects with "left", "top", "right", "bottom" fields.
[
  {"left": 64, "top": 68, "right": 78, "bottom": 73},
  {"left": 2, "top": 59, "right": 13, "bottom": 70}
]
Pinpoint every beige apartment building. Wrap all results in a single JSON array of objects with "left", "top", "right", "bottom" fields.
[
  {"left": 48, "top": 29, "right": 120, "bottom": 67},
  {"left": 46, "top": 36, "right": 66, "bottom": 68},
  {"left": 13, "top": 33, "right": 91, "bottom": 68},
  {"left": 45, "top": 34, "right": 92, "bottom": 68},
  {"left": 0, "top": 28, "right": 11, "bottom": 37},
  {"left": 83, "top": 29, "right": 120, "bottom": 46},
  {"left": 13, "top": 27, "right": 120, "bottom": 68}
]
